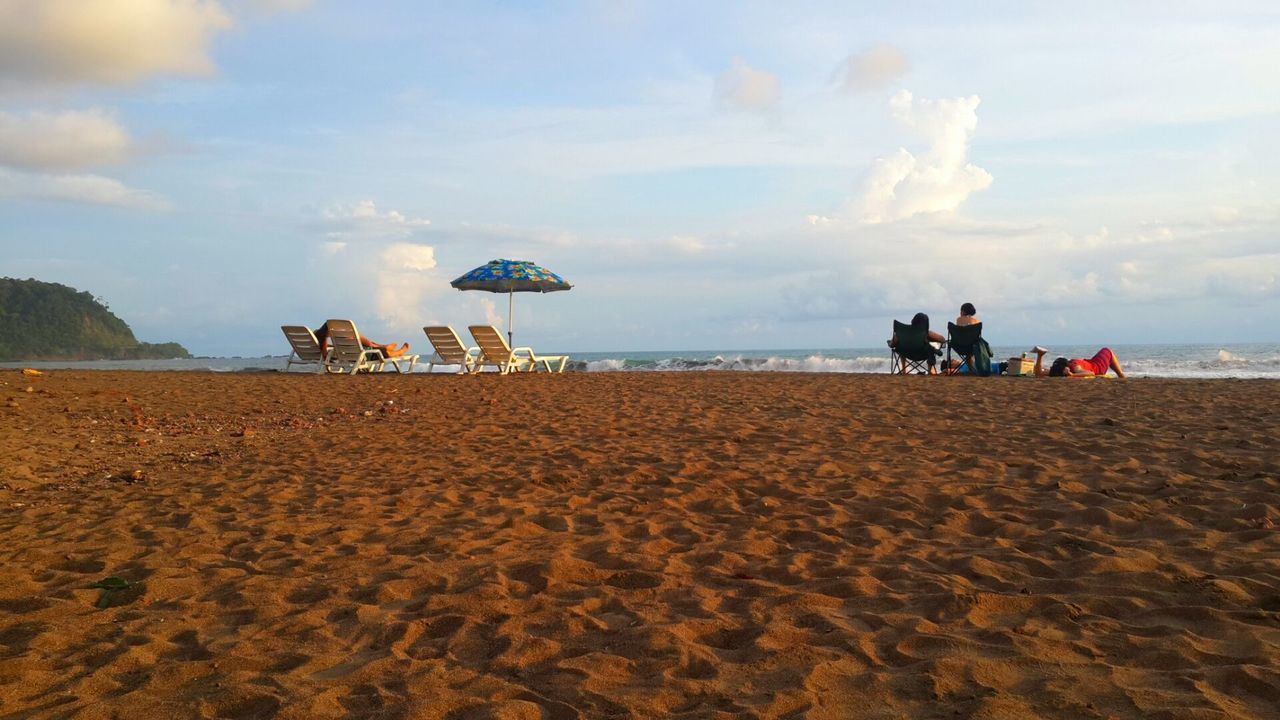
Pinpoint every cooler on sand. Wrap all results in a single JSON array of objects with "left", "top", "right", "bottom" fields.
[{"left": 1006, "top": 357, "right": 1035, "bottom": 376}]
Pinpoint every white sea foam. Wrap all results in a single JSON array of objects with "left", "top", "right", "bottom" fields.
[
  {"left": 1122, "top": 349, "right": 1280, "bottom": 379},
  {"left": 6, "top": 345, "right": 1279, "bottom": 378},
  {"left": 581, "top": 354, "right": 891, "bottom": 374},
  {"left": 582, "top": 358, "right": 628, "bottom": 372}
]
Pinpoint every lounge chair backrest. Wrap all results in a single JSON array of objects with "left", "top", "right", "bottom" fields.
[
  {"left": 947, "top": 322, "right": 983, "bottom": 355},
  {"left": 893, "top": 320, "right": 937, "bottom": 361},
  {"left": 424, "top": 326, "right": 472, "bottom": 364},
  {"left": 281, "top": 325, "right": 324, "bottom": 362},
  {"left": 469, "top": 325, "right": 513, "bottom": 364},
  {"left": 325, "top": 319, "right": 374, "bottom": 365}
]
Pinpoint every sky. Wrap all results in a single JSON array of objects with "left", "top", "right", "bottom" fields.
[{"left": 1, "top": 0, "right": 1278, "bottom": 356}]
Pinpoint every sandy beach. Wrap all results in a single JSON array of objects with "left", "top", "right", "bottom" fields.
[{"left": 1, "top": 370, "right": 1278, "bottom": 719}]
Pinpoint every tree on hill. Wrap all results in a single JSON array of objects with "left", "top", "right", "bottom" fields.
[{"left": 0, "top": 278, "right": 191, "bottom": 361}]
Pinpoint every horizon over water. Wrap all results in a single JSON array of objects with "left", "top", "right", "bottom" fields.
[{"left": 5, "top": 343, "right": 1280, "bottom": 379}]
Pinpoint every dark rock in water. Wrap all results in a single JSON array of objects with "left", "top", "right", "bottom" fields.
[{"left": 0, "top": 277, "right": 191, "bottom": 361}]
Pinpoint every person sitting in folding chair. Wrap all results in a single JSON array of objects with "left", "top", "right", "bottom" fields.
[
  {"left": 888, "top": 313, "right": 944, "bottom": 375},
  {"left": 954, "top": 302, "right": 980, "bottom": 327},
  {"left": 944, "top": 316, "right": 990, "bottom": 375}
]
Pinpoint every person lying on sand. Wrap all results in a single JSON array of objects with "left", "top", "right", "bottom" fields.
[
  {"left": 1031, "top": 346, "right": 1126, "bottom": 378},
  {"left": 314, "top": 325, "right": 411, "bottom": 359}
]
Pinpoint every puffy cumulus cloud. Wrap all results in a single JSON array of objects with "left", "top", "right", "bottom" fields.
[
  {"left": 0, "top": 0, "right": 233, "bottom": 88},
  {"left": 860, "top": 90, "right": 993, "bottom": 223},
  {"left": 321, "top": 200, "right": 432, "bottom": 242},
  {"left": 0, "top": 168, "right": 168, "bottom": 210},
  {"left": 312, "top": 202, "right": 441, "bottom": 331},
  {"left": 714, "top": 57, "right": 780, "bottom": 112},
  {"left": 0, "top": 109, "right": 132, "bottom": 171},
  {"left": 1204, "top": 257, "right": 1278, "bottom": 299},
  {"left": 837, "top": 45, "right": 909, "bottom": 92},
  {"left": 782, "top": 208, "right": 1280, "bottom": 326},
  {"left": 381, "top": 242, "right": 437, "bottom": 272},
  {"left": 374, "top": 243, "right": 438, "bottom": 327}
]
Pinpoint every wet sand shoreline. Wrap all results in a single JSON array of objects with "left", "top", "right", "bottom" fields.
[{"left": 2, "top": 371, "right": 1278, "bottom": 718}]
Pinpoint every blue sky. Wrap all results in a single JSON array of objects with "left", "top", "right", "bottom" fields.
[{"left": 2, "top": 1, "right": 1278, "bottom": 355}]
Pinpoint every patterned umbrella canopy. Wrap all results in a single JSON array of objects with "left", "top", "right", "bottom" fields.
[
  {"left": 450, "top": 259, "right": 572, "bottom": 346},
  {"left": 450, "top": 259, "right": 572, "bottom": 294}
]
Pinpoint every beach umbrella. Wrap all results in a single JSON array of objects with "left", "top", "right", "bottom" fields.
[{"left": 450, "top": 259, "right": 572, "bottom": 346}]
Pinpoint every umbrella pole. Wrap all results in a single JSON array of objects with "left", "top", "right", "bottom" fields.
[{"left": 508, "top": 291, "right": 514, "bottom": 347}]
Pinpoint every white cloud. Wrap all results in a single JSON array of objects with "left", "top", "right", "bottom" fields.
[
  {"left": 374, "top": 243, "right": 438, "bottom": 326},
  {"left": 666, "top": 235, "right": 707, "bottom": 254},
  {"left": 0, "top": 0, "right": 233, "bottom": 88},
  {"left": 0, "top": 168, "right": 168, "bottom": 210},
  {"left": 663, "top": 234, "right": 737, "bottom": 256},
  {"left": 475, "top": 296, "right": 505, "bottom": 328},
  {"left": 714, "top": 57, "right": 780, "bottom": 112},
  {"left": 312, "top": 203, "right": 441, "bottom": 330},
  {"left": 321, "top": 200, "right": 431, "bottom": 242},
  {"left": 782, "top": 207, "right": 1280, "bottom": 324},
  {"left": 231, "top": 0, "right": 311, "bottom": 16},
  {"left": 381, "top": 242, "right": 437, "bottom": 272},
  {"left": 860, "top": 90, "right": 993, "bottom": 223},
  {"left": 837, "top": 45, "right": 909, "bottom": 92},
  {"left": 0, "top": 109, "right": 132, "bottom": 170}
]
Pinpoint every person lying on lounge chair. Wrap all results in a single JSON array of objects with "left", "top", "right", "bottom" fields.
[
  {"left": 1031, "top": 345, "right": 1126, "bottom": 378},
  {"left": 314, "top": 324, "right": 412, "bottom": 359}
]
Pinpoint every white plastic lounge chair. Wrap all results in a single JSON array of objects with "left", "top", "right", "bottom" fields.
[
  {"left": 324, "top": 319, "right": 419, "bottom": 374},
  {"left": 281, "top": 325, "right": 328, "bottom": 372},
  {"left": 467, "top": 325, "right": 568, "bottom": 375},
  {"left": 423, "top": 326, "right": 480, "bottom": 374}
]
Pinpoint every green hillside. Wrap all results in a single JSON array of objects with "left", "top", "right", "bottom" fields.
[{"left": 0, "top": 278, "right": 190, "bottom": 361}]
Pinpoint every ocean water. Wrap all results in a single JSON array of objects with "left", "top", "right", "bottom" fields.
[{"left": 4, "top": 344, "right": 1279, "bottom": 379}]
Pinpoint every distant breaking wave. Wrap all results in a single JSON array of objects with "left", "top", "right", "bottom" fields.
[
  {"left": 5, "top": 345, "right": 1279, "bottom": 379},
  {"left": 574, "top": 346, "right": 1280, "bottom": 379},
  {"left": 576, "top": 355, "right": 888, "bottom": 373}
]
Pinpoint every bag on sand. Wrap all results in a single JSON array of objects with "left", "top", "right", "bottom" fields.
[{"left": 974, "top": 338, "right": 993, "bottom": 376}]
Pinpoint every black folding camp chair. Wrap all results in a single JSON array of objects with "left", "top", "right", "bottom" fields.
[
  {"left": 888, "top": 320, "right": 942, "bottom": 374},
  {"left": 945, "top": 322, "right": 984, "bottom": 375}
]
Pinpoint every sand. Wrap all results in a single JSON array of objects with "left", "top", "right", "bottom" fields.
[{"left": 1, "top": 370, "right": 1278, "bottom": 719}]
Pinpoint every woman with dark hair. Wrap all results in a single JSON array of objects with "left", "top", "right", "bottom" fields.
[
  {"left": 955, "top": 302, "right": 979, "bottom": 326},
  {"left": 890, "top": 313, "right": 946, "bottom": 345},
  {"left": 889, "top": 312, "right": 946, "bottom": 374},
  {"left": 1031, "top": 346, "right": 1126, "bottom": 378}
]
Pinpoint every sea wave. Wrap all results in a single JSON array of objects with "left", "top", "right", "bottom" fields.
[
  {"left": 7, "top": 345, "right": 1280, "bottom": 378},
  {"left": 573, "top": 354, "right": 890, "bottom": 373},
  {"left": 1123, "top": 349, "right": 1280, "bottom": 378}
]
